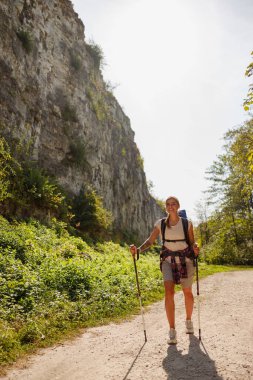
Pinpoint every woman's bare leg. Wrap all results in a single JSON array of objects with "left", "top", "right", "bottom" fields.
[
  {"left": 183, "top": 287, "right": 194, "bottom": 320},
  {"left": 164, "top": 280, "right": 175, "bottom": 328}
]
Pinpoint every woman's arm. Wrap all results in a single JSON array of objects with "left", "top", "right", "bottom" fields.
[
  {"left": 188, "top": 222, "right": 200, "bottom": 256},
  {"left": 130, "top": 226, "right": 160, "bottom": 258},
  {"left": 138, "top": 227, "right": 160, "bottom": 252}
]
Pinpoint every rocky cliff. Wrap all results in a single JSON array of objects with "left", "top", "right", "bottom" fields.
[{"left": 0, "top": 0, "right": 164, "bottom": 240}]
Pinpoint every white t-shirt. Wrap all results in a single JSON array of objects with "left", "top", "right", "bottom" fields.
[{"left": 155, "top": 217, "right": 192, "bottom": 263}]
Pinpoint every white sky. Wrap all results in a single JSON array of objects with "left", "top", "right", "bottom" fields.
[{"left": 72, "top": 0, "right": 252, "bottom": 220}]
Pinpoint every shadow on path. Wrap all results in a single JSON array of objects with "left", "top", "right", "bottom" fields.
[
  {"left": 162, "top": 335, "right": 223, "bottom": 380},
  {"left": 122, "top": 342, "right": 146, "bottom": 380}
]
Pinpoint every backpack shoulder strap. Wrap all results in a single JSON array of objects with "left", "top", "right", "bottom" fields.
[
  {"left": 181, "top": 217, "right": 190, "bottom": 246},
  {"left": 161, "top": 217, "right": 167, "bottom": 245}
]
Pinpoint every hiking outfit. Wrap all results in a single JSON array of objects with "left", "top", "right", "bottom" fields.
[
  {"left": 130, "top": 198, "right": 199, "bottom": 345},
  {"left": 155, "top": 217, "right": 195, "bottom": 288}
]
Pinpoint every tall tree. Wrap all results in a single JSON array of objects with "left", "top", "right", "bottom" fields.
[
  {"left": 243, "top": 51, "right": 253, "bottom": 112},
  {"left": 203, "top": 122, "right": 253, "bottom": 264}
]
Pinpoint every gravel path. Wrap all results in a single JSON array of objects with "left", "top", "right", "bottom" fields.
[{"left": 2, "top": 271, "right": 253, "bottom": 380}]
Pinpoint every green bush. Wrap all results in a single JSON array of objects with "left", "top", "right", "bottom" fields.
[
  {"left": 40, "top": 258, "right": 91, "bottom": 301},
  {"left": 0, "top": 218, "right": 163, "bottom": 366},
  {"left": 21, "top": 164, "right": 66, "bottom": 209},
  {"left": 0, "top": 321, "right": 21, "bottom": 363},
  {"left": 0, "top": 232, "right": 27, "bottom": 263},
  {"left": 0, "top": 136, "right": 110, "bottom": 241},
  {"left": 16, "top": 28, "right": 33, "bottom": 53},
  {"left": 0, "top": 137, "right": 20, "bottom": 203},
  {"left": 71, "top": 186, "right": 112, "bottom": 240},
  {"left": 68, "top": 140, "right": 90, "bottom": 169},
  {"left": 19, "top": 320, "right": 44, "bottom": 344},
  {"left": 0, "top": 139, "right": 68, "bottom": 220},
  {"left": 70, "top": 51, "right": 82, "bottom": 71},
  {"left": 86, "top": 40, "right": 105, "bottom": 70}
]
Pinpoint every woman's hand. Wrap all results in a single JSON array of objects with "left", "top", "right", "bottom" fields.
[
  {"left": 129, "top": 244, "right": 137, "bottom": 258},
  {"left": 192, "top": 243, "right": 200, "bottom": 256}
]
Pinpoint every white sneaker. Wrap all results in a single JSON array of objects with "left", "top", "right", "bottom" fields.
[
  {"left": 185, "top": 320, "right": 194, "bottom": 334},
  {"left": 168, "top": 328, "right": 177, "bottom": 345}
]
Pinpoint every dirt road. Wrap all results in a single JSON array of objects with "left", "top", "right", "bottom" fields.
[{"left": 2, "top": 271, "right": 253, "bottom": 380}]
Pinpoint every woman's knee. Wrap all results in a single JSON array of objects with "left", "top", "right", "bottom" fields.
[{"left": 183, "top": 287, "right": 193, "bottom": 298}]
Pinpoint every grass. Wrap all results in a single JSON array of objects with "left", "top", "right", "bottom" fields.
[{"left": 196, "top": 262, "right": 251, "bottom": 279}]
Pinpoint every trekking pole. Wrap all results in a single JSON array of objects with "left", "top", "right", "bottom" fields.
[
  {"left": 132, "top": 255, "right": 147, "bottom": 343},
  {"left": 195, "top": 256, "right": 201, "bottom": 341}
]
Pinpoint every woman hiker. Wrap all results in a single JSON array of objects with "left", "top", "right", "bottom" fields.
[{"left": 130, "top": 196, "right": 199, "bottom": 345}]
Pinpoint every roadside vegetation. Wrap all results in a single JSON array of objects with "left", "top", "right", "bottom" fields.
[{"left": 0, "top": 215, "right": 251, "bottom": 372}]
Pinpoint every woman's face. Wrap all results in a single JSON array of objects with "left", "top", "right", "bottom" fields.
[{"left": 165, "top": 198, "right": 180, "bottom": 214}]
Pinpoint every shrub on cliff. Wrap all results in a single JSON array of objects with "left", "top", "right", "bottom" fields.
[
  {"left": 0, "top": 137, "right": 113, "bottom": 241},
  {"left": 68, "top": 139, "right": 90, "bottom": 170},
  {"left": 16, "top": 28, "right": 33, "bottom": 53},
  {"left": 0, "top": 137, "right": 68, "bottom": 221},
  {"left": 69, "top": 50, "right": 82, "bottom": 71},
  {"left": 20, "top": 163, "right": 67, "bottom": 214},
  {"left": 86, "top": 40, "right": 105, "bottom": 70},
  {"left": 71, "top": 185, "right": 113, "bottom": 240}
]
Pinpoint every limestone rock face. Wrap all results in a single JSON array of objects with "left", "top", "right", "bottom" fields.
[{"left": 0, "top": 0, "right": 164, "bottom": 240}]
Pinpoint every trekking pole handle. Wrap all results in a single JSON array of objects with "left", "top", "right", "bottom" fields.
[{"left": 130, "top": 244, "right": 140, "bottom": 260}]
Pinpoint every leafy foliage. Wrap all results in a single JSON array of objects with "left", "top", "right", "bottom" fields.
[
  {"left": 68, "top": 140, "right": 90, "bottom": 170},
  {"left": 0, "top": 137, "right": 69, "bottom": 221},
  {"left": 201, "top": 121, "right": 253, "bottom": 264},
  {"left": 0, "top": 216, "right": 162, "bottom": 367},
  {"left": 69, "top": 50, "right": 82, "bottom": 71},
  {"left": 243, "top": 51, "right": 253, "bottom": 111},
  {"left": 86, "top": 40, "right": 105, "bottom": 70},
  {"left": 0, "top": 137, "right": 20, "bottom": 202},
  {"left": 21, "top": 164, "right": 66, "bottom": 210},
  {"left": 0, "top": 137, "right": 115, "bottom": 242},
  {"left": 16, "top": 28, "right": 33, "bottom": 53},
  {"left": 71, "top": 186, "right": 113, "bottom": 240}
]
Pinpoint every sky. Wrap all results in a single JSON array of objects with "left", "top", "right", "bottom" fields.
[{"left": 72, "top": 0, "right": 252, "bottom": 221}]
